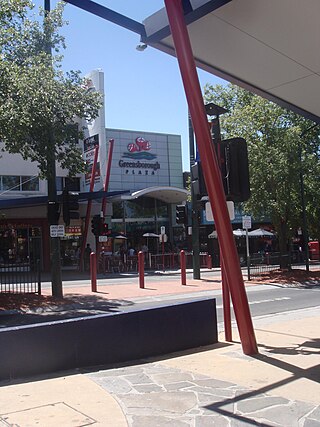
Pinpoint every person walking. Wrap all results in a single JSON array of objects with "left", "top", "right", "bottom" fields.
[{"left": 84, "top": 243, "right": 92, "bottom": 271}]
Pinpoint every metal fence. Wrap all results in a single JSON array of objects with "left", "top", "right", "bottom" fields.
[
  {"left": 249, "top": 251, "right": 313, "bottom": 276},
  {"left": 0, "top": 260, "right": 41, "bottom": 294},
  {"left": 98, "top": 252, "right": 211, "bottom": 273}
]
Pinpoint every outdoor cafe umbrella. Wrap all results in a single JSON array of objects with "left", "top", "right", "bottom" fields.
[
  {"left": 142, "top": 233, "right": 159, "bottom": 238},
  {"left": 233, "top": 229, "right": 247, "bottom": 238},
  {"left": 248, "top": 228, "right": 275, "bottom": 237},
  {"left": 208, "top": 229, "right": 247, "bottom": 238}
]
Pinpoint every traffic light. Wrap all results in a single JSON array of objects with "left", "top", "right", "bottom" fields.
[
  {"left": 91, "top": 215, "right": 101, "bottom": 236},
  {"left": 191, "top": 161, "right": 207, "bottom": 199},
  {"left": 220, "top": 138, "right": 250, "bottom": 202},
  {"left": 101, "top": 222, "right": 109, "bottom": 235},
  {"left": 176, "top": 205, "right": 187, "bottom": 225},
  {"left": 62, "top": 188, "right": 80, "bottom": 226},
  {"left": 47, "top": 201, "right": 60, "bottom": 224}
]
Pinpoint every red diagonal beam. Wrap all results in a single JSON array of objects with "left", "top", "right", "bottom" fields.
[{"left": 164, "top": 0, "right": 258, "bottom": 354}]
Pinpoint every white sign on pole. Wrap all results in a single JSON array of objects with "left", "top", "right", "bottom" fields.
[
  {"left": 50, "top": 225, "right": 65, "bottom": 238},
  {"left": 159, "top": 234, "right": 168, "bottom": 243},
  {"left": 99, "top": 236, "right": 108, "bottom": 242},
  {"left": 160, "top": 226, "right": 166, "bottom": 235},
  {"left": 205, "top": 201, "right": 235, "bottom": 221},
  {"left": 242, "top": 215, "right": 252, "bottom": 229}
]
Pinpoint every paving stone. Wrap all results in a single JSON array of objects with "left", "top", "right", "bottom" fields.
[
  {"left": 150, "top": 372, "right": 195, "bottom": 385},
  {"left": 194, "top": 378, "right": 236, "bottom": 389},
  {"left": 303, "top": 419, "right": 320, "bottom": 427},
  {"left": 188, "top": 385, "right": 236, "bottom": 398},
  {"left": 248, "top": 401, "right": 315, "bottom": 427},
  {"left": 131, "top": 415, "right": 191, "bottom": 426},
  {"left": 143, "top": 364, "right": 178, "bottom": 374},
  {"left": 195, "top": 414, "right": 230, "bottom": 426},
  {"left": 308, "top": 407, "right": 320, "bottom": 420},
  {"left": 122, "top": 373, "right": 153, "bottom": 385},
  {"left": 117, "top": 391, "right": 197, "bottom": 416},
  {"left": 163, "top": 381, "right": 196, "bottom": 391},
  {"left": 88, "top": 365, "right": 144, "bottom": 378},
  {"left": 94, "top": 376, "right": 133, "bottom": 394},
  {"left": 132, "top": 384, "right": 164, "bottom": 393},
  {"left": 236, "top": 395, "right": 289, "bottom": 413}
]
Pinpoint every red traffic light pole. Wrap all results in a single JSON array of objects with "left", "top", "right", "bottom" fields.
[
  {"left": 79, "top": 143, "right": 99, "bottom": 271},
  {"left": 164, "top": 0, "right": 258, "bottom": 355}
]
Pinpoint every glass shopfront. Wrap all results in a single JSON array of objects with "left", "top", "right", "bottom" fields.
[{"left": 0, "top": 224, "right": 42, "bottom": 266}]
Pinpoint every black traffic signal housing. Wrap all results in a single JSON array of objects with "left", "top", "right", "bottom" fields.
[
  {"left": 47, "top": 201, "right": 60, "bottom": 224},
  {"left": 101, "top": 222, "right": 109, "bottom": 235},
  {"left": 220, "top": 138, "right": 250, "bottom": 202},
  {"left": 176, "top": 205, "right": 187, "bottom": 225},
  {"left": 62, "top": 189, "right": 80, "bottom": 226},
  {"left": 91, "top": 215, "right": 101, "bottom": 236},
  {"left": 191, "top": 161, "right": 207, "bottom": 199}
]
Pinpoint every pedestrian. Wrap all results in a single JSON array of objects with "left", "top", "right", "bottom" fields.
[{"left": 84, "top": 243, "right": 92, "bottom": 271}]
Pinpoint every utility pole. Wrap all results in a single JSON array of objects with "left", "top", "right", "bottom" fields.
[{"left": 44, "top": 0, "right": 63, "bottom": 297}]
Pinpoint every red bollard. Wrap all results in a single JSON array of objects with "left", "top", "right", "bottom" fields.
[
  {"left": 90, "top": 251, "right": 97, "bottom": 292},
  {"left": 207, "top": 254, "right": 212, "bottom": 269},
  {"left": 138, "top": 251, "right": 145, "bottom": 289},
  {"left": 180, "top": 250, "right": 186, "bottom": 285}
]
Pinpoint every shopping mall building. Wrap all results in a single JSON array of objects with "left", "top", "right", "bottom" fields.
[{"left": 0, "top": 70, "right": 189, "bottom": 271}]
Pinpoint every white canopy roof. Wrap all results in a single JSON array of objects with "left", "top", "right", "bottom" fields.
[{"left": 143, "top": 0, "right": 320, "bottom": 123}]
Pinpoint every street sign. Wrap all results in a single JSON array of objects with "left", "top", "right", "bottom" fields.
[
  {"left": 50, "top": 225, "right": 65, "bottom": 237},
  {"left": 242, "top": 215, "right": 252, "bottom": 229},
  {"left": 205, "top": 201, "right": 235, "bottom": 221},
  {"left": 160, "top": 226, "right": 166, "bottom": 235},
  {"left": 159, "top": 233, "right": 168, "bottom": 243},
  {"left": 99, "top": 235, "right": 108, "bottom": 242}
]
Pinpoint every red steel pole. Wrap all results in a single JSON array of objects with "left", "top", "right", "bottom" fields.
[
  {"left": 79, "top": 144, "right": 99, "bottom": 271},
  {"left": 162, "top": 237, "right": 165, "bottom": 272},
  {"left": 138, "top": 251, "right": 145, "bottom": 289},
  {"left": 102, "top": 139, "right": 115, "bottom": 216},
  {"left": 90, "top": 251, "right": 97, "bottom": 292},
  {"left": 164, "top": 0, "right": 258, "bottom": 354},
  {"left": 180, "top": 250, "right": 186, "bottom": 285},
  {"left": 221, "top": 257, "right": 232, "bottom": 341},
  {"left": 207, "top": 254, "right": 212, "bottom": 269}
]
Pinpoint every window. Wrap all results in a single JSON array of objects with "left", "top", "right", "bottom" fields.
[
  {"left": 21, "top": 176, "right": 39, "bottom": 191},
  {"left": 56, "top": 177, "right": 80, "bottom": 192},
  {"left": 0, "top": 175, "right": 39, "bottom": 192}
]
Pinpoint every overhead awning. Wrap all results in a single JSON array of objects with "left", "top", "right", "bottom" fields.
[
  {"left": 143, "top": 0, "right": 320, "bottom": 123},
  {"left": 130, "top": 186, "right": 189, "bottom": 204},
  {"left": 0, "top": 190, "right": 129, "bottom": 210}
]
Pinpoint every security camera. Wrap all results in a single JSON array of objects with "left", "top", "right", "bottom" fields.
[{"left": 136, "top": 43, "right": 148, "bottom": 52}]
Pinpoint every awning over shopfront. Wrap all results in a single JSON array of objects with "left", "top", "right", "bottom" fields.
[
  {"left": 143, "top": 0, "right": 320, "bottom": 124},
  {"left": 130, "top": 186, "right": 189, "bottom": 204},
  {"left": 0, "top": 190, "right": 128, "bottom": 210}
]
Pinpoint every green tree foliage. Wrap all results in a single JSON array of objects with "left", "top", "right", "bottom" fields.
[
  {"left": 0, "top": 0, "right": 102, "bottom": 178},
  {"left": 203, "top": 83, "right": 320, "bottom": 253}
]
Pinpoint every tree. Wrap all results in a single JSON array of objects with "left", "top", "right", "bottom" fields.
[
  {"left": 0, "top": 1, "right": 102, "bottom": 178},
  {"left": 203, "top": 83, "right": 320, "bottom": 264},
  {"left": 0, "top": 1, "right": 102, "bottom": 295}
]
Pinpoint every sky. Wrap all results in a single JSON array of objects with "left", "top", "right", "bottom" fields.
[{"left": 33, "top": 0, "right": 226, "bottom": 171}]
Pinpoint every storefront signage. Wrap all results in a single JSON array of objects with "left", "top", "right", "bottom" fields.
[
  {"left": 65, "top": 226, "right": 82, "bottom": 236},
  {"left": 84, "top": 134, "right": 100, "bottom": 184},
  {"left": 119, "top": 137, "right": 160, "bottom": 175},
  {"left": 50, "top": 225, "right": 65, "bottom": 237}
]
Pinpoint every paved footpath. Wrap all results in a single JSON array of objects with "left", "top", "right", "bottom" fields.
[{"left": 0, "top": 271, "right": 319, "bottom": 426}]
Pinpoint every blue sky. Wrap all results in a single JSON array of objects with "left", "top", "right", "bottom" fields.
[{"left": 34, "top": 1, "right": 226, "bottom": 171}]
